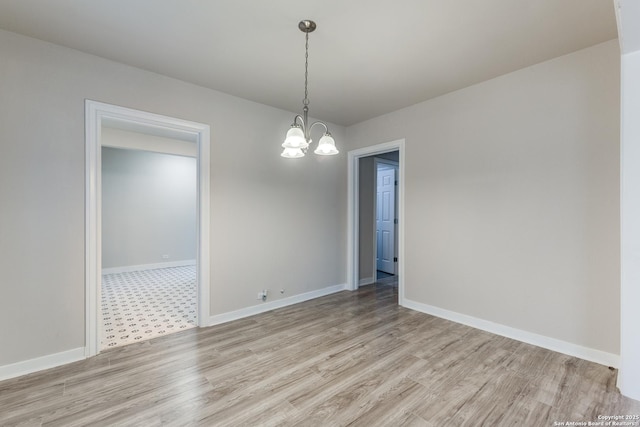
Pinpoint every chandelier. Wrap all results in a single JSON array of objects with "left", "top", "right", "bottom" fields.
[{"left": 281, "top": 20, "right": 339, "bottom": 158}]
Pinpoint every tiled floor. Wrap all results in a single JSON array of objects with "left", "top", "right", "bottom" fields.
[{"left": 101, "top": 265, "right": 197, "bottom": 349}]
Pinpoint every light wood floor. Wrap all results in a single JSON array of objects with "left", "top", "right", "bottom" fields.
[{"left": 1, "top": 284, "right": 638, "bottom": 426}]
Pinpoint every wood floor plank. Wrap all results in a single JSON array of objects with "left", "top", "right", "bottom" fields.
[
  {"left": 1, "top": 283, "right": 638, "bottom": 426},
  {"left": 344, "top": 377, "right": 431, "bottom": 427}
]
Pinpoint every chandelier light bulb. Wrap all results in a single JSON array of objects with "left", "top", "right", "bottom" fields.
[
  {"left": 281, "top": 147, "right": 305, "bottom": 158},
  {"left": 314, "top": 133, "right": 339, "bottom": 155},
  {"left": 282, "top": 125, "right": 308, "bottom": 149}
]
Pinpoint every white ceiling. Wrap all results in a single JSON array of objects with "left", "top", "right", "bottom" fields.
[{"left": 0, "top": 0, "right": 618, "bottom": 126}]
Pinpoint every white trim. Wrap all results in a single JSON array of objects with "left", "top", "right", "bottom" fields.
[
  {"left": 403, "top": 298, "right": 620, "bottom": 368},
  {"left": 102, "top": 259, "right": 196, "bottom": 275},
  {"left": 207, "top": 284, "right": 346, "bottom": 327},
  {"left": 0, "top": 348, "right": 85, "bottom": 382},
  {"left": 85, "top": 100, "right": 211, "bottom": 358},
  {"left": 618, "top": 48, "right": 640, "bottom": 400},
  {"left": 85, "top": 101, "right": 101, "bottom": 358},
  {"left": 347, "top": 140, "right": 406, "bottom": 305}
]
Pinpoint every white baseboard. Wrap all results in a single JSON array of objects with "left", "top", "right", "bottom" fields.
[
  {"left": 0, "top": 283, "right": 345, "bottom": 383},
  {"left": 359, "top": 277, "right": 375, "bottom": 286},
  {"left": 7, "top": 290, "right": 613, "bottom": 385},
  {"left": 0, "top": 347, "right": 85, "bottom": 382},
  {"left": 402, "top": 298, "right": 620, "bottom": 368},
  {"left": 207, "top": 284, "right": 347, "bottom": 327},
  {"left": 102, "top": 259, "right": 196, "bottom": 275}
]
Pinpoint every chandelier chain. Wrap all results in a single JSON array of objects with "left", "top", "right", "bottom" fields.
[
  {"left": 281, "top": 20, "right": 338, "bottom": 158},
  {"left": 303, "top": 31, "right": 309, "bottom": 106}
]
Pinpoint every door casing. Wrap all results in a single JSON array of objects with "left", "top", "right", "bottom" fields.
[
  {"left": 347, "top": 139, "right": 405, "bottom": 304},
  {"left": 85, "top": 100, "right": 211, "bottom": 357}
]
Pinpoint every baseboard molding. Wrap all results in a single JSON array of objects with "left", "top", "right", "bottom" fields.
[
  {"left": 102, "top": 259, "right": 196, "bottom": 275},
  {"left": 0, "top": 347, "right": 85, "bottom": 382},
  {"left": 402, "top": 298, "right": 620, "bottom": 368},
  {"left": 207, "top": 284, "right": 347, "bottom": 327},
  {"left": 0, "top": 284, "right": 345, "bottom": 383},
  {"left": 359, "top": 277, "right": 375, "bottom": 286}
]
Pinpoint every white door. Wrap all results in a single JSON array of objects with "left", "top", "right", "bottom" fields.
[{"left": 376, "top": 166, "right": 396, "bottom": 274}]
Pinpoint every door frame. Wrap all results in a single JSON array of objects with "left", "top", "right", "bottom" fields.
[
  {"left": 85, "top": 100, "right": 211, "bottom": 357},
  {"left": 374, "top": 158, "right": 399, "bottom": 276},
  {"left": 347, "top": 139, "right": 405, "bottom": 304}
]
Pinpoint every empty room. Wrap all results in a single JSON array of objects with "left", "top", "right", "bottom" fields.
[{"left": 1, "top": 1, "right": 639, "bottom": 425}]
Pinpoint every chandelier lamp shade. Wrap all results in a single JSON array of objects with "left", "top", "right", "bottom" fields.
[{"left": 281, "top": 20, "right": 339, "bottom": 158}]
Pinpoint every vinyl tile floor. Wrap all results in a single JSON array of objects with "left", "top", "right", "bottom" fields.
[{"left": 101, "top": 265, "right": 197, "bottom": 349}]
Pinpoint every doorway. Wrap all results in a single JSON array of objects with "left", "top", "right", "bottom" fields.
[
  {"left": 347, "top": 139, "right": 405, "bottom": 304},
  {"left": 85, "top": 100, "right": 211, "bottom": 357},
  {"left": 100, "top": 143, "right": 197, "bottom": 349}
]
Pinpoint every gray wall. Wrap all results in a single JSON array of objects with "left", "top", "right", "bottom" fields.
[
  {"left": 0, "top": 25, "right": 621, "bottom": 368},
  {"left": 347, "top": 40, "right": 621, "bottom": 355},
  {"left": 101, "top": 147, "right": 197, "bottom": 269},
  {"left": 358, "top": 157, "right": 375, "bottom": 282},
  {"left": 0, "top": 29, "right": 347, "bottom": 366}
]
